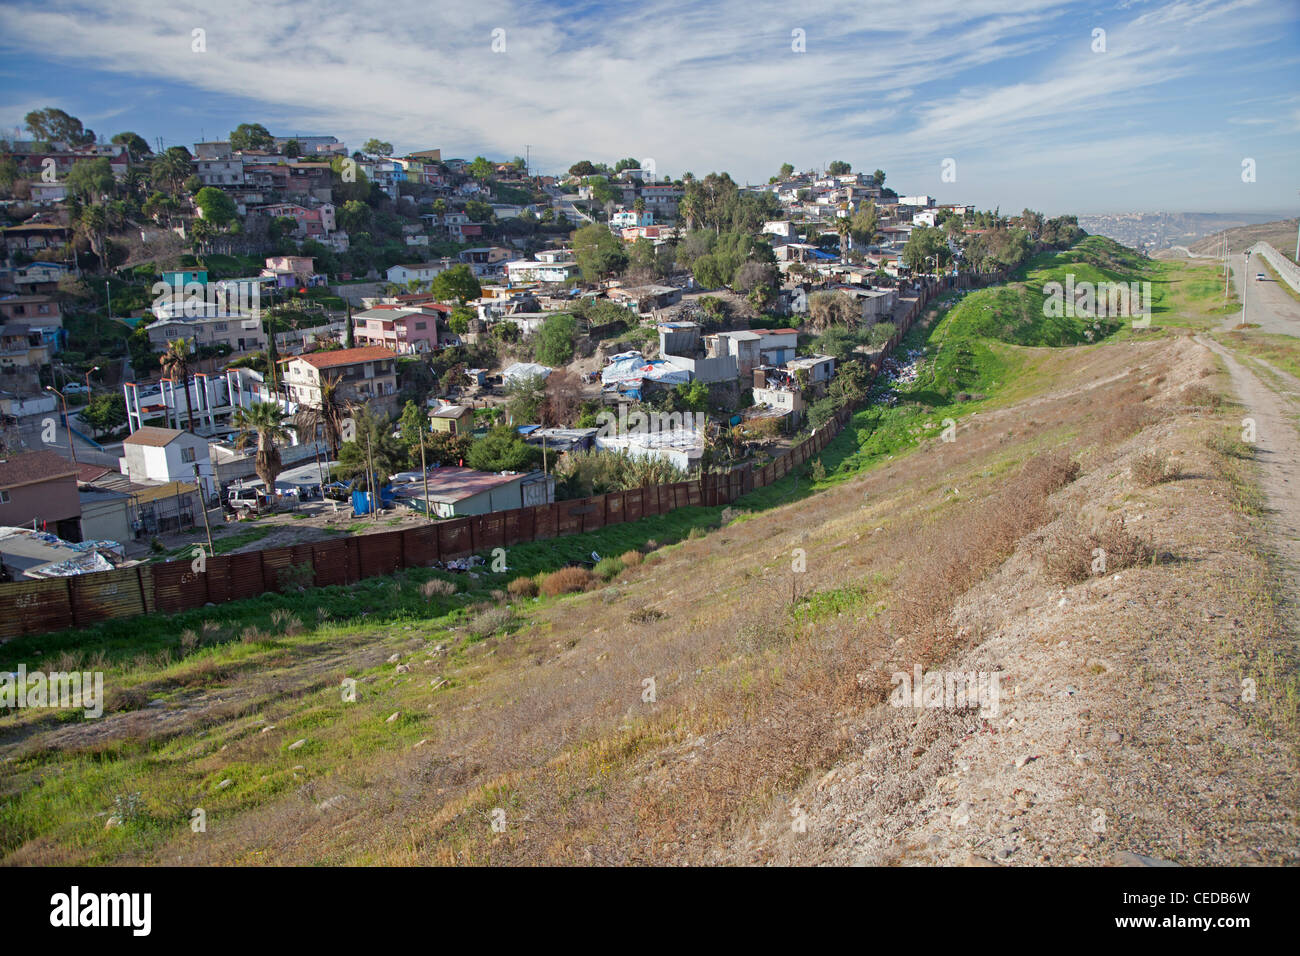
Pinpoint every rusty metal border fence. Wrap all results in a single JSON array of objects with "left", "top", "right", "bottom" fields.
[{"left": 0, "top": 278, "right": 979, "bottom": 639}]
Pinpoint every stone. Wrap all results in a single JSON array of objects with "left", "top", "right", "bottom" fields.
[{"left": 288, "top": 739, "right": 306, "bottom": 750}]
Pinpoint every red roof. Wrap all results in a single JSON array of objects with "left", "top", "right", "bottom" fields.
[
  {"left": 758, "top": 328, "right": 799, "bottom": 336},
  {"left": 286, "top": 346, "right": 396, "bottom": 368}
]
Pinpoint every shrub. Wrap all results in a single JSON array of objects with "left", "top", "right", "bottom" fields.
[
  {"left": 540, "top": 566, "right": 593, "bottom": 596},
  {"left": 593, "top": 556, "right": 625, "bottom": 580},
  {"left": 1182, "top": 383, "right": 1222, "bottom": 409},
  {"left": 1019, "top": 450, "right": 1081, "bottom": 497},
  {"left": 619, "top": 550, "right": 644, "bottom": 567},
  {"left": 465, "top": 606, "right": 517, "bottom": 640},
  {"left": 507, "top": 576, "right": 538, "bottom": 598},
  {"left": 687, "top": 526, "right": 708, "bottom": 540},
  {"left": 1131, "top": 451, "right": 1179, "bottom": 486},
  {"left": 628, "top": 606, "right": 667, "bottom": 624},
  {"left": 810, "top": 458, "right": 827, "bottom": 482},
  {"left": 270, "top": 609, "right": 303, "bottom": 636},
  {"left": 1045, "top": 515, "right": 1155, "bottom": 584},
  {"left": 422, "top": 578, "right": 457, "bottom": 598}
]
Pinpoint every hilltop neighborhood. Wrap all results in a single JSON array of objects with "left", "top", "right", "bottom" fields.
[{"left": 0, "top": 112, "right": 1084, "bottom": 578}]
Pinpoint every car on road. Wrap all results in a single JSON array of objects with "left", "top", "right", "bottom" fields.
[
  {"left": 63, "top": 383, "right": 90, "bottom": 394},
  {"left": 1256, "top": 273, "right": 1268, "bottom": 281}
]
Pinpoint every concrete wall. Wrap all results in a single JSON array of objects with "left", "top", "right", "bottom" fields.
[
  {"left": 1249, "top": 243, "right": 1300, "bottom": 294},
  {"left": 0, "top": 475, "right": 80, "bottom": 527}
]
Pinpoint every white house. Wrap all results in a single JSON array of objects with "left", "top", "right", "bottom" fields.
[
  {"left": 505, "top": 259, "right": 581, "bottom": 284},
  {"left": 119, "top": 426, "right": 215, "bottom": 497},
  {"left": 386, "top": 261, "right": 451, "bottom": 285}
]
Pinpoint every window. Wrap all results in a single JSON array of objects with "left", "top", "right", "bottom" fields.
[
  {"left": 181, "top": 447, "right": 196, "bottom": 463},
  {"left": 0, "top": 490, "right": 9, "bottom": 503},
  {"left": 414, "top": 322, "right": 426, "bottom": 330}
]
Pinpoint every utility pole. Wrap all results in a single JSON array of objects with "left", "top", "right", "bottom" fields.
[
  {"left": 419, "top": 425, "right": 431, "bottom": 521},
  {"left": 194, "top": 463, "right": 214, "bottom": 554},
  {"left": 364, "top": 424, "right": 378, "bottom": 521}
]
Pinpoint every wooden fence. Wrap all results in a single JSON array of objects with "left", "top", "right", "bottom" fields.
[{"left": 0, "top": 278, "right": 972, "bottom": 640}]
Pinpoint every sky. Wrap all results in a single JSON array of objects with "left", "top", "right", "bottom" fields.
[{"left": 0, "top": 0, "right": 1297, "bottom": 217}]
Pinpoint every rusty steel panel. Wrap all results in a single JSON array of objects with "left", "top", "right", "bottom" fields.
[
  {"left": 357, "top": 532, "right": 402, "bottom": 578},
  {"left": 259, "top": 546, "right": 296, "bottom": 591},
  {"left": 152, "top": 560, "right": 207, "bottom": 614},
  {"left": 203, "top": 556, "right": 233, "bottom": 604},
  {"left": 556, "top": 499, "right": 585, "bottom": 536},
  {"left": 226, "top": 551, "right": 266, "bottom": 600},
  {"left": 532, "top": 504, "right": 557, "bottom": 540},
  {"left": 438, "top": 519, "right": 473, "bottom": 559},
  {"left": 624, "top": 488, "right": 644, "bottom": 523},
  {"left": 605, "top": 492, "right": 625, "bottom": 524},
  {"left": 311, "top": 540, "right": 350, "bottom": 586},
  {"left": 477, "top": 514, "right": 505, "bottom": 551},
  {"left": 402, "top": 525, "right": 439, "bottom": 567},
  {"left": 70, "top": 567, "right": 146, "bottom": 626},
  {"left": 516, "top": 506, "right": 536, "bottom": 543},
  {"left": 581, "top": 495, "right": 607, "bottom": 533},
  {"left": 500, "top": 509, "right": 524, "bottom": 546},
  {"left": 686, "top": 481, "right": 703, "bottom": 507},
  {"left": 0, "top": 578, "right": 74, "bottom": 639}
]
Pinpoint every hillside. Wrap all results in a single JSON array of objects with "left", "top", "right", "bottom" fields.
[
  {"left": 2, "top": 244, "right": 1297, "bottom": 865},
  {"left": 1154, "top": 218, "right": 1300, "bottom": 260}
]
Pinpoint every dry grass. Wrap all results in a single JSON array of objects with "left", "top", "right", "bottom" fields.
[
  {"left": 507, "top": 577, "right": 539, "bottom": 599},
  {"left": 1045, "top": 514, "right": 1156, "bottom": 584},
  {"left": 1132, "top": 450, "right": 1181, "bottom": 486},
  {"left": 1182, "top": 382, "right": 1223, "bottom": 409},
  {"left": 539, "top": 566, "right": 593, "bottom": 597},
  {"left": 619, "top": 550, "right": 644, "bottom": 568},
  {"left": 422, "top": 578, "right": 457, "bottom": 598}
]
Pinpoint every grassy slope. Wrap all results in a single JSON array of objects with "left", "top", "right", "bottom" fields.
[{"left": 1, "top": 238, "right": 1268, "bottom": 864}]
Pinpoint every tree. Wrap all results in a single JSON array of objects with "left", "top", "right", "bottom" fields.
[
  {"left": 902, "top": 225, "right": 951, "bottom": 274},
  {"left": 229, "top": 123, "right": 275, "bottom": 152},
  {"left": 283, "top": 139, "right": 301, "bottom": 158},
  {"left": 827, "top": 160, "right": 852, "bottom": 175},
  {"left": 568, "top": 160, "right": 597, "bottom": 177},
  {"left": 468, "top": 156, "right": 494, "bottom": 180},
  {"left": 194, "top": 186, "right": 237, "bottom": 228},
  {"left": 506, "top": 373, "right": 548, "bottom": 424},
  {"left": 808, "top": 290, "right": 859, "bottom": 333},
  {"left": 464, "top": 199, "right": 493, "bottom": 222},
  {"left": 338, "top": 199, "right": 372, "bottom": 234},
  {"left": 431, "top": 264, "right": 482, "bottom": 304},
  {"left": 541, "top": 368, "right": 583, "bottom": 426},
  {"left": 362, "top": 139, "right": 394, "bottom": 158},
  {"left": 779, "top": 162, "right": 795, "bottom": 179},
  {"left": 111, "top": 131, "right": 152, "bottom": 162},
  {"left": 836, "top": 216, "right": 851, "bottom": 261},
  {"left": 336, "top": 405, "right": 403, "bottom": 490},
  {"left": 151, "top": 147, "right": 193, "bottom": 196},
  {"left": 572, "top": 223, "right": 628, "bottom": 281},
  {"left": 65, "top": 158, "right": 115, "bottom": 202},
  {"left": 398, "top": 399, "right": 433, "bottom": 467},
  {"left": 160, "top": 338, "right": 197, "bottom": 432},
  {"left": 467, "top": 426, "right": 541, "bottom": 473},
  {"left": 25, "top": 107, "right": 95, "bottom": 146},
  {"left": 849, "top": 200, "right": 880, "bottom": 248},
  {"left": 427, "top": 430, "right": 473, "bottom": 467},
  {"left": 233, "top": 402, "right": 296, "bottom": 495},
  {"left": 82, "top": 392, "right": 127, "bottom": 436},
  {"left": 294, "top": 371, "right": 349, "bottom": 458},
  {"left": 534, "top": 313, "right": 577, "bottom": 366},
  {"left": 448, "top": 307, "right": 472, "bottom": 335},
  {"left": 871, "top": 169, "right": 886, "bottom": 187}
]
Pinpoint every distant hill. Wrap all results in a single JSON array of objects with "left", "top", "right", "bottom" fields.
[
  {"left": 1163, "top": 218, "right": 1300, "bottom": 260},
  {"left": 1079, "top": 211, "right": 1285, "bottom": 253}
]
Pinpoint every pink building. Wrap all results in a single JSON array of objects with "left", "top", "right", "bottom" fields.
[{"left": 352, "top": 304, "right": 445, "bottom": 354}]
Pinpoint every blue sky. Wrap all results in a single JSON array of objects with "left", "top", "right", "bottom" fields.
[{"left": 1, "top": 0, "right": 1297, "bottom": 216}]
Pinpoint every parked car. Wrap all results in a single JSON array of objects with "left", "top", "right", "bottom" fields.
[
  {"left": 227, "top": 487, "right": 265, "bottom": 513},
  {"left": 1256, "top": 273, "right": 1268, "bottom": 281}
]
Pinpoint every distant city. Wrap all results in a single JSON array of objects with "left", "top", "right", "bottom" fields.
[{"left": 1078, "top": 212, "right": 1288, "bottom": 254}]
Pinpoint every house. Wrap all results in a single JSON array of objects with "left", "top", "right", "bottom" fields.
[
  {"left": 120, "top": 426, "right": 215, "bottom": 497},
  {"left": 387, "top": 262, "right": 450, "bottom": 286},
  {"left": 593, "top": 426, "right": 705, "bottom": 472},
  {"left": 130, "top": 481, "right": 202, "bottom": 536},
  {"left": 785, "top": 353, "right": 836, "bottom": 385},
  {"left": 281, "top": 347, "right": 398, "bottom": 407},
  {"left": 754, "top": 328, "right": 800, "bottom": 365},
  {"left": 610, "top": 208, "right": 654, "bottom": 229},
  {"left": 448, "top": 222, "right": 484, "bottom": 242},
  {"left": 0, "top": 323, "right": 51, "bottom": 371},
  {"left": 0, "top": 261, "right": 69, "bottom": 295},
  {"left": 751, "top": 368, "right": 807, "bottom": 423},
  {"left": 392, "top": 465, "right": 552, "bottom": 518},
  {"left": 264, "top": 256, "right": 316, "bottom": 279},
  {"left": 762, "top": 220, "right": 799, "bottom": 241},
  {"left": 707, "top": 330, "right": 764, "bottom": 378},
  {"left": 259, "top": 202, "right": 335, "bottom": 236},
  {"left": 0, "top": 526, "right": 128, "bottom": 579},
  {"left": 0, "top": 450, "right": 81, "bottom": 541},
  {"left": 145, "top": 313, "right": 266, "bottom": 353},
  {"left": 352, "top": 305, "right": 441, "bottom": 354},
  {"left": 77, "top": 482, "right": 134, "bottom": 545},
  {"left": 838, "top": 286, "right": 898, "bottom": 321},
  {"left": 0, "top": 295, "right": 63, "bottom": 337},
  {"left": 504, "top": 259, "right": 581, "bottom": 284},
  {"left": 429, "top": 404, "right": 474, "bottom": 435},
  {"left": 607, "top": 284, "right": 680, "bottom": 312}
]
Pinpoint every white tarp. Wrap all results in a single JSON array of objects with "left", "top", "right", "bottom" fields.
[
  {"left": 503, "top": 362, "right": 553, "bottom": 386},
  {"left": 601, "top": 351, "right": 691, "bottom": 386}
]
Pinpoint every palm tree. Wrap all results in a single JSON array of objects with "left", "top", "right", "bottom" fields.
[
  {"left": 836, "top": 216, "right": 851, "bottom": 262},
  {"left": 160, "top": 338, "right": 196, "bottom": 432},
  {"left": 233, "top": 402, "right": 296, "bottom": 497},
  {"left": 75, "top": 203, "right": 108, "bottom": 270},
  {"left": 293, "top": 372, "right": 348, "bottom": 459},
  {"left": 678, "top": 193, "right": 699, "bottom": 232},
  {"left": 151, "top": 149, "right": 191, "bottom": 196}
]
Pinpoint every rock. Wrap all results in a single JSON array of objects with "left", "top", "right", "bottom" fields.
[
  {"left": 261, "top": 725, "right": 275, "bottom": 733},
  {"left": 104, "top": 816, "right": 121, "bottom": 829},
  {"left": 1105, "top": 731, "right": 1123, "bottom": 744},
  {"left": 962, "top": 851, "right": 997, "bottom": 867},
  {"left": 316, "top": 795, "right": 346, "bottom": 812},
  {"left": 147, "top": 699, "right": 166, "bottom": 708},
  {"left": 387, "top": 653, "right": 401, "bottom": 663},
  {"left": 386, "top": 711, "right": 401, "bottom": 723},
  {"left": 288, "top": 739, "right": 306, "bottom": 750},
  {"left": 413, "top": 739, "right": 428, "bottom": 748},
  {"left": 395, "top": 664, "right": 410, "bottom": 674},
  {"left": 216, "top": 778, "right": 232, "bottom": 789}
]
